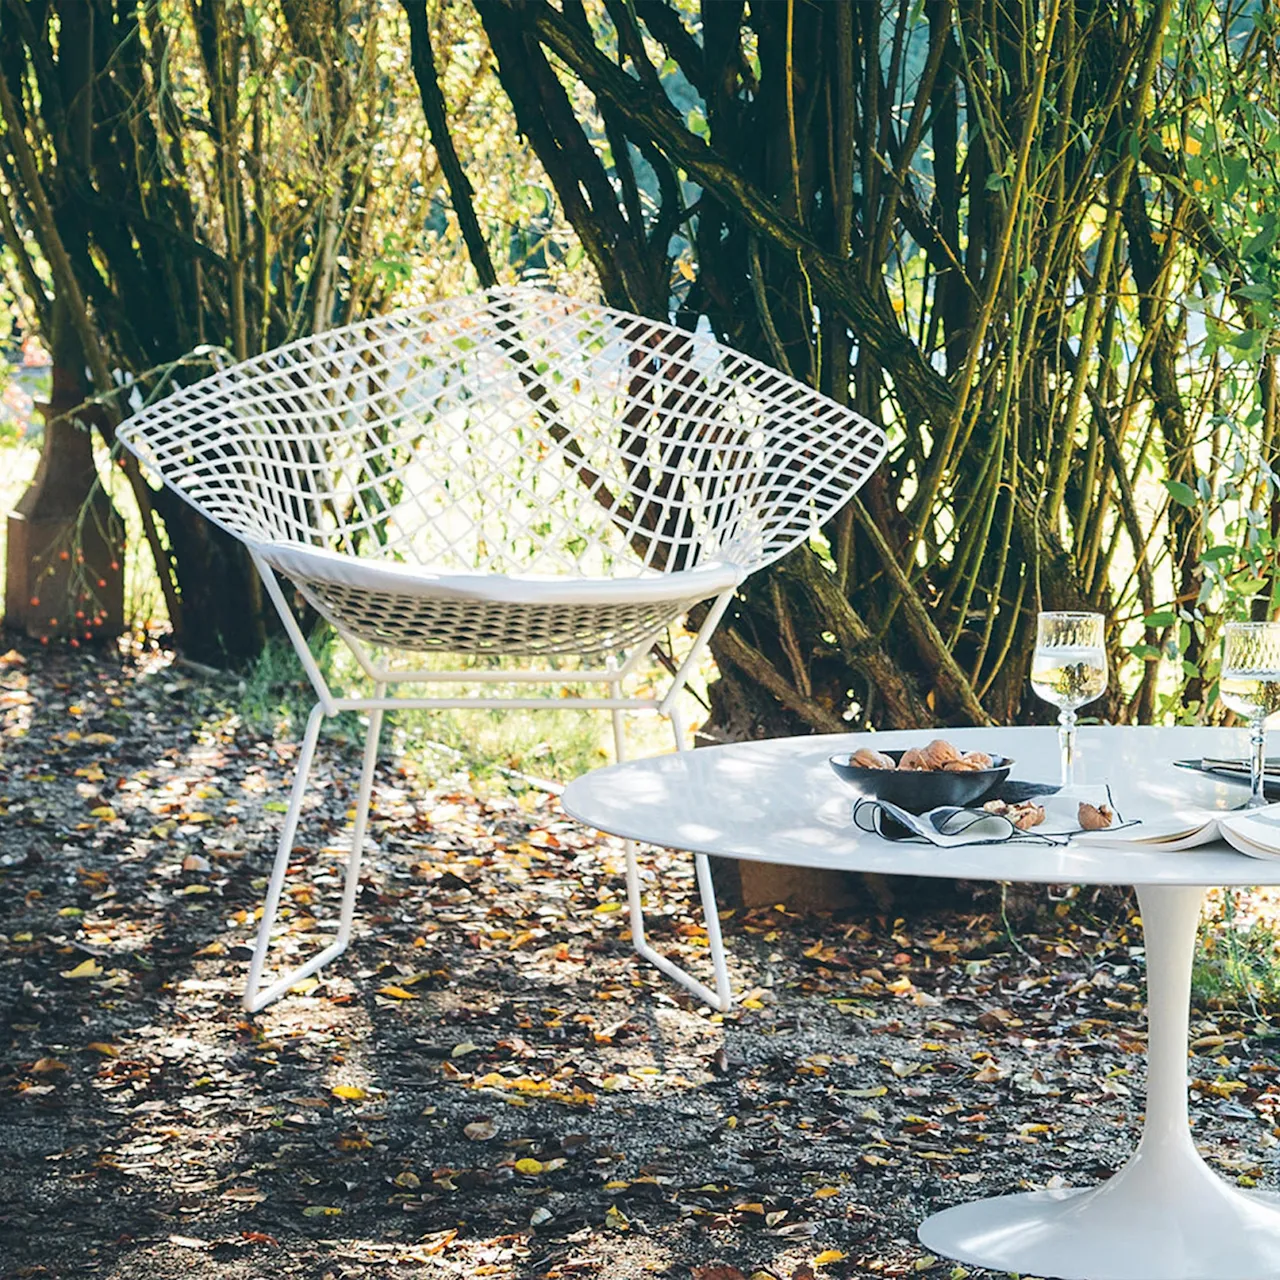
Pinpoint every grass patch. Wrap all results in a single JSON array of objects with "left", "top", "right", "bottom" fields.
[
  {"left": 1194, "top": 890, "right": 1280, "bottom": 1011},
  {"left": 233, "top": 628, "right": 699, "bottom": 784}
]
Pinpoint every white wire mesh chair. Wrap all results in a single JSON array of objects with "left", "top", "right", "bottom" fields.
[{"left": 118, "top": 286, "right": 888, "bottom": 1014}]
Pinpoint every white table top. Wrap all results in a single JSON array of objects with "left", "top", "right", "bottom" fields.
[{"left": 561, "top": 725, "right": 1280, "bottom": 887}]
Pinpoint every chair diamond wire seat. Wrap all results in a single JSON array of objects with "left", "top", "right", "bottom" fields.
[{"left": 117, "top": 286, "right": 889, "bottom": 1013}]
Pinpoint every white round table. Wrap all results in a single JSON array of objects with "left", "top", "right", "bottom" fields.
[{"left": 561, "top": 725, "right": 1280, "bottom": 1280}]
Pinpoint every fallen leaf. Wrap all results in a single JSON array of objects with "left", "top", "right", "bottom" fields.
[
  {"left": 301, "top": 1205, "right": 342, "bottom": 1217},
  {"left": 376, "top": 984, "right": 417, "bottom": 1000},
  {"left": 221, "top": 1187, "right": 267, "bottom": 1203},
  {"left": 60, "top": 958, "right": 102, "bottom": 979},
  {"left": 85, "top": 1042, "right": 119, "bottom": 1057},
  {"left": 31, "top": 1057, "right": 68, "bottom": 1074},
  {"left": 813, "top": 1251, "right": 846, "bottom": 1267},
  {"left": 514, "top": 1157, "right": 544, "bottom": 1175},
  {"left": 331, "top": 1085, "right": 366, "bottom": 1101},
  {"left": 464, "top": 1119, "right": 497, "bottom": 1140},
  {"left": 167, "top": 1235, "right": 210, "bottom": 1250}
]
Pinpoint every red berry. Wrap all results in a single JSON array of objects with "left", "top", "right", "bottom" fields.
[
  {"left": 109, "top": 561, "right": 119, "bottom": 571},
  {"left": 70, "top": 639, "right": 79, "bottom": 648},
  {"left": 97, "top": 579, "right": 106, "bottom": 588},
  {"left": 48, "top": 617, "right": 57, "bottom": 626},
  {"left": 28, "top": 596, "right": 38, "bottom": 607},
  {"left": 58, "top": 550, "right": 69, "bottom": 561},
  {"left": 40, "top": 636, "right": 48, "bottom": 645}
]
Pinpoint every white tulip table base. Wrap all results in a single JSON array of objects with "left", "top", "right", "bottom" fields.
[{"left": 918, "top": 883, "right": 1280, "bottom": 1280}]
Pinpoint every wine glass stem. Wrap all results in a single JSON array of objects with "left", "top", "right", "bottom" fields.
[
  {"left": 1249, "top": 714, "right": 1268, "bottom": 808},
  {"left": 1058, "top": 709, "right": 1076, "bottom": 790}
]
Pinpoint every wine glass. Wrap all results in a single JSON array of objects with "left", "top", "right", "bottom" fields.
[
  {"left": 1218, "top": 621, "right": 1280, "bottom": 808},
  {"left": 1030, "top": 611, "right": 1108, "bottom": 790}
]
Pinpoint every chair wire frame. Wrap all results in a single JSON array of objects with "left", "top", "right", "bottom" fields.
[{"left": 118, "top": 286, "right": 889, "bottom": 1013}]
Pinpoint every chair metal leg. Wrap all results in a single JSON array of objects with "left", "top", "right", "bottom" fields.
[
  {"left": 243, "top": 692, "right": 385, "bottom": 1013},
  {"left": 611, "top": 689, "right": 733, "bottom": 1012}
]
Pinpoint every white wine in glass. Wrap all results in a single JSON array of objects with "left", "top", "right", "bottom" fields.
[
  {"left": 1030, "top": 612, "right": 1108, "bottom": 790},
  {"left": 1219, "top": 622, "right": 1280, "bottom": 808}
]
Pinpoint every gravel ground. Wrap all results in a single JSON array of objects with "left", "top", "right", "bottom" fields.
[{"left": 3, "top": 637, "right": 1280, "bottom": 1280}]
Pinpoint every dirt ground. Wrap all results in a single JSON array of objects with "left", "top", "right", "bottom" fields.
[{"left": 3, "top": 637, "right": 1280, "bottom": 1280}]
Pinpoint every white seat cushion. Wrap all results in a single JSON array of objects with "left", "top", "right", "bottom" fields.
[{"left": 254, "top": 540, "right": 745, "bottom": 608}]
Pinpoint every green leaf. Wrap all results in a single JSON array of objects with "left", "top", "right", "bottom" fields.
[
  {"left": 1144, "top": 610, "right": 1177, "bottom": 628},
  {"left": 1162, "top": 479, "right": 1199, "bottom": 508}
]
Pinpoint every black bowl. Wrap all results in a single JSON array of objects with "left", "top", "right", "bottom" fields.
[{"left": 829, "top": 749, "right": 1013, "bottom": 814}]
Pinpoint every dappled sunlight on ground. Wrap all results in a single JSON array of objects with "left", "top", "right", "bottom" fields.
[{"left": 6, "top": 639, "right": 1280, "bottom": 1278}]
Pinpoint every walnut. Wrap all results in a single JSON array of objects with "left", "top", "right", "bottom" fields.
[
  {"left": 851, "top": 747, "right": 896, "bottom": 770},
  {"left": 1078, "top": 802, "right": 1114, "bottom": 831},
  {"left": 942, "top": 758, "right": 981, "bottom": 772},
  {"left": 898, "top": 747, "right": 928, "bottom": 770},
  {"left": 1011, "top": 802, "right": 1046, "bottom": 830},
  {"left": 982, "top": 799, "right": 1010, "bottom": 815},
  {"left": 920, "top": 739, "right": 962, "bottom": 769},
  {"left": 961, "top": 751, "right": 994, "bottom": 770}
]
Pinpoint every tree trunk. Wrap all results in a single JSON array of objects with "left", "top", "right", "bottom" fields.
[{"left": 4, "top": 298, "right": 122, "bottom": 645}]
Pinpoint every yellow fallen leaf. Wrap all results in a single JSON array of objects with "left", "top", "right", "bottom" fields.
[
  {"left": 593, "top": 901, "right": 622, "bottom": 913},
  {"left": 301, "top": 1206, "right": 342, "bottom": 1217},
  {"left": 814, "top": 1250, "right": 847, "bottom": 1266},
  {"left": 813, "top": 1185, "right": 841, "bottom": 1199},
  {"left": 60, "top": 958, "right": 102, "bottom": 979},
  {"left": 89, "top": 806, "right": 117, "bottom": 821},
  {"left": 82, "top": 732, "right": 117, "bottom": 746},
  {"left": 604, "top": 1204, "right": 629, "bottom": 1231},
  {"left": 377, "top": 984, "right": 417, "bottom": 1000},
  {"left": 735, "top": 1201, "right": 765, "bottom": 1215},
  {"left": 86, "top": 1042, "right": 120, "bottom": 1057},
  {"left": 331, "top": 1085, "right": 366, "bottom": 1101},
  {"left": 452, "top": 1041, "right": 479, "bottom": 1057},
  {"left": 419, "top": 1228, "right": 456, "bottom": 1255},
  {"left": 514, "top": 1157, "right": 545, "bottom": 1175},
  {"left": 31, "top": 1057, "right": 68, "bottom": 1074},
  {"left": 74, "top": 765, "right": 105, "bottom": 781}
]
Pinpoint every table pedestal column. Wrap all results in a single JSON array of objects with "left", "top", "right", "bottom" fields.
[{"left": 918, "top": 884, "right": 1280, "bottom": 1280}]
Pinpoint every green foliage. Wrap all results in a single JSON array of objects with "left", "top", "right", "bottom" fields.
[
  {"left": 464, "top": 0, "right": 1280, "bottom": 730},
  {"left": 1194, "top": 892, "right": 1280, "bottom": 1011}
]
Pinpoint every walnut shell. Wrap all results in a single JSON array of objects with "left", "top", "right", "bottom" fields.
[
  {"left": 919, "top": 739, "right": 962, "bottom": 769},
  {"left": 1012, "top": 803, "right": 1046, "bottom": 830},
  {"left": 983, "top": 799, "right": 1010, "bottom": 815},
  {"left": 851, "top": 747, "right": 896, "bottom": 770},
  {"left": 942, "top": 758, "right": 981, "bottom": 772},
  {"left": 898, "top": 747, "right": 928, "bottom": 771},
  {"left": 1078, "top": 802, "right": 1114, "bottom": 831},
  {"left": 961, "top": 751, "right": 994, "bottom": 770}
]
